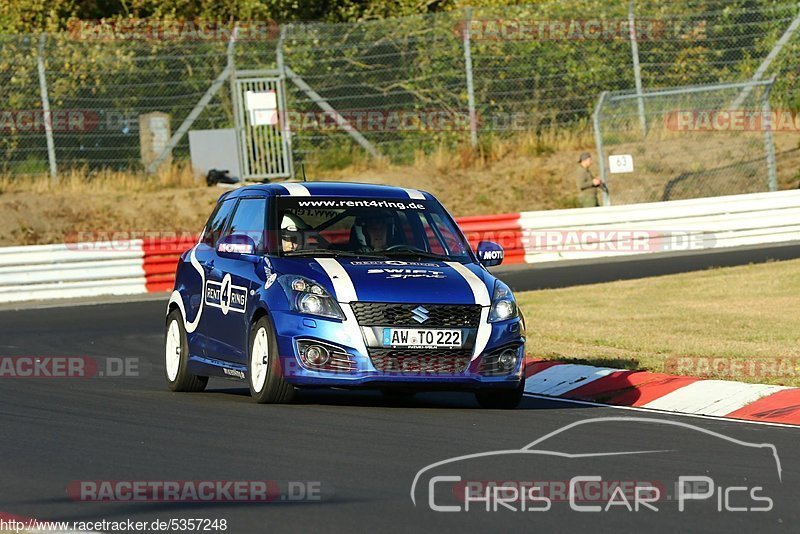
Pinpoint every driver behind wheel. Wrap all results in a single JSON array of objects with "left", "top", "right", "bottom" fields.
[
  {"left": 350, "top": 211, "right": 395, "bottom": 252},
  {"left": 280, "top": 213, "right": 311, "bottom": 252}
]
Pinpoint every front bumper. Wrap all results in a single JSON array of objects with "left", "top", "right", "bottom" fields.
[{"left": 270, "top": 309, "right": 525, "bottom": 389}]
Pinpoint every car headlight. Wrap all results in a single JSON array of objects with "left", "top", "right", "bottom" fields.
[
  {"left": 488, "top": 279, "right": 518, "bottom": 323},
  {"left": 278, "top": 275, "right": 344, "bottom": 320}
]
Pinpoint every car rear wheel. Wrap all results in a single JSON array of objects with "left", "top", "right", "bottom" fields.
[
  {"left": 164, "top": 310, "right": 208, "bottom": 392},
  {"left": 248, "top": 316, "right": 295, "bottom": 404},
  {"left": 475, "top": 376, "right": 525, "bottom": 409}
]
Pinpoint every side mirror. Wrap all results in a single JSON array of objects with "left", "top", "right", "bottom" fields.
[
  {"left": 217, "top": 234, "right": 257, "bottom": 259},
  {"left": 476, "top": 241, "right": 504, "bottom": 267}
]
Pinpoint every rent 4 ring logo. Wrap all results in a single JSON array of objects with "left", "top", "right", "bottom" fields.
[{"left": 205, "top": 273, "right": 247, "bottom": 315}]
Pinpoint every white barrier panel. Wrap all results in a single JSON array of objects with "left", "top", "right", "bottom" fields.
[
  {"left": 0, "top": 190, "right": 798, "bottom": 303},
  {"left": 0, "top": 240, "right": 146, "bottom": 303},
  {"left": 519, "top": 190, "right": 800, "bottom": 263}
]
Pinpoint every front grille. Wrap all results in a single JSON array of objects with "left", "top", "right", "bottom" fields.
[
  {"left": 370, "top": 348, "right": 471, "bottom": 375},
  {"left": 351, "top": 302, "right": 481, "bottom": 328}
]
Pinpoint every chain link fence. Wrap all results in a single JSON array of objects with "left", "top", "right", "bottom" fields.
[
  {"left": 1, "top": 0, "right": 800, "bottom": 204},
  {"left": 595, "top": 79, "right": 777, "bottom": 204}
]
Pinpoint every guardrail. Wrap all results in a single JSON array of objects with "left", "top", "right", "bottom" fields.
[
  {"left": 0, "top": 241, "right": 146, "bottom": 302},
  {"left": 1, "top": 189, "right": 798, "bottom": 303},
  {"left": 518, "top": 189, "right": 800, "bottom": 263}
]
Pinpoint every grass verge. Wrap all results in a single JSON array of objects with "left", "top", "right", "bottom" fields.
[{"left": 516, "top": 259, "right": 800, "bottom": 386}]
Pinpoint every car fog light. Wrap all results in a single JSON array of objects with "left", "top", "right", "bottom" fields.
[
  {"left": 303, "top": 345, "right": 330, "bottom": 366},
  {"left": 498, "top": 349, "right": 517, "bottom": 372}
]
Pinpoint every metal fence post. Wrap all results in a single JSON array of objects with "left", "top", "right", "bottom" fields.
[
  {"left": 462, "top": 8, "right": 478, "bottom": 149},
  {"left": 36, "top": 34, "right": 57, "bottom": 181},
  {"left": 762, "top": 78, "right": 778, "bottom": 192},
  {"left": 593, "top": 91, "right": 610, "bottom": 206},
  {"left": 228, "top": 24, "right": 241, "bottom": 183},
  {"left": 732, "top": 7, "right": 800, "bottom": 109},
  {"left": 277, "top": 24, "right": 295, "bottom": 179},
  {"left": 147, "top": 29, "right": 238, "bottom": 174},
  {"left": 285, "top": 66, "right": 380, "bottom": 158},
  {"left": 628, "top": 0, "right": 647, "bottom": 136}
]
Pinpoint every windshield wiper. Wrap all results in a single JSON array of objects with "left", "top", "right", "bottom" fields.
[
  {"left": 283, "top": 249, "right": 386, "bottom": 259},
  {"left": 382, "top": 248, "right": 452, "bottom": 261}
]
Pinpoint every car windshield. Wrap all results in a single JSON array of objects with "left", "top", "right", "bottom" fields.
[{"left": 277, "top": 196, "right": 472, "bottom": 261}]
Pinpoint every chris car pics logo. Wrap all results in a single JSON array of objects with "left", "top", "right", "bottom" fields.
[{"left": 410, "top": 417, "right": 781, "bottom": 514}]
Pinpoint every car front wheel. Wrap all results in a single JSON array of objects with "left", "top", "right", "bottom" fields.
[
  {"left": 248, "top": 316, "right": 295, "bottom": 404},
  {"left": 475, "top": 375, "right": 525, "bottom": 409}
]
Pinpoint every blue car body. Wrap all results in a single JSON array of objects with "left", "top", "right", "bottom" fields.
[{"left": 166, "top": 182, "right": 525, "bottom": 396}]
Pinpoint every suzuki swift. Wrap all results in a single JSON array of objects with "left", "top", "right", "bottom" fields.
[{"left": 165, "top": 182, "right": 526, "bottom": 408}]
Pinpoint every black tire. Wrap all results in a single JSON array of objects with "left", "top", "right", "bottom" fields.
[
  {"left": 248, "top": 316, "right": 295, "bottom": 404},
  {"left": 380, "top": 389, "right": 417, "bottom": 402},
  {"left": 164, "top": 309, "right": 208, "bottom": 392},
  {"left": 475, "top": 375, "right": 525, "bottom": 409}
]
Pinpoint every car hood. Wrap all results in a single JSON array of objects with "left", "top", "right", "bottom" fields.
[{"left": 273, "top": 257, "right": 494, "bottom": 306}]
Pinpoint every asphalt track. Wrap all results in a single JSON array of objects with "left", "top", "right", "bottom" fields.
[{"left": 2, "top": 246, "right": 800, "bottom": 533}]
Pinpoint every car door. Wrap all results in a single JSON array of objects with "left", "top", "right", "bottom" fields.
[
  {"left": 190, "top": 197, "right": 237, "bottom": 359},
  {"left": 203, "top": 196, "right": 269, "bottom": 364}
]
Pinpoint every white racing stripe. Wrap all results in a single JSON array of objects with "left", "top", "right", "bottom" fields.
[
  {"left": 315, "top": 258, "right": 358, "bottom": 303},
  {"left": 471, "top": 308, "right": 491, "bottom": 360},
  {"left": 167, "top": 244, "right": 205, "bottom": 333},
  {"left": 445, "top": 262, "right": 491, "bottom": 306},
  {"left": 281, "top": 182, "right": 311, "bottom": 196},
  {"left": 445, "top": 261, "right": 492, "bottom": 359},
  {"left": 403, "top": 188, "right": 426, "bottom": 200},
  {"left": 339, "top": 303, "right": 369, "bottom": 356},
  {"left": 313, "top": 258, "right": 367, "bottom": 355},
  {"left": 524, "top": 364, "right": 618, "bottom": 396},
  {"left": 642, "top": 380, "right": 790, "bottom": 416}
]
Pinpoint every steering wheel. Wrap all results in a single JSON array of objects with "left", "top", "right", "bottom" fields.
[{"left": 384, "top": 244, "right": 417, "bottom": 252}]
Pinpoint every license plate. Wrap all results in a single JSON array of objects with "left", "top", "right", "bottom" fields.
[{"left": 382, "top": 328, "right": 462, "bottom": 348}]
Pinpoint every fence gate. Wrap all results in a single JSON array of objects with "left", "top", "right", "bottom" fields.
[{"left": 233, "top": 70, "right": 293, "bottom": 181}]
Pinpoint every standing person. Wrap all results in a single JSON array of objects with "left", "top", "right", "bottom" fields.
[{"left": 575, "top": 152, "right": 602, "bottom": 208}]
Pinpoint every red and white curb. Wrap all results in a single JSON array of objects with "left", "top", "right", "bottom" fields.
[{"left": 524, "top": 360, "right": 800, "bottom": 426}]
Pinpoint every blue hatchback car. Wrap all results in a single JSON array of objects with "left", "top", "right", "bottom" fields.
[{"left": 165, "top": 182, "right": 526, "bottom": 408}]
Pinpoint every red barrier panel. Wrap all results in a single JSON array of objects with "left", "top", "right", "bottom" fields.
[
  {"left": 143, "top": 237, "right": 196, "bottom": 293},
  {"left": 458, "top": 213, "right": 523, "bottom": 264},
  {"left": 143, "top": 213, "right": 524, "bottom": 292}
]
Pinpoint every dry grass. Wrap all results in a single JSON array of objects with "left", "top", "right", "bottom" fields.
[
  {"left": 0, "top": 131, "right": 597, "bottom": 245},
  {"left": 0, "top": 163, "right": 197, "bottom": 195},
  {"left": 517, "top": 259, "right": 800, "bottom": 385},
  {"left": 1, "top": 126, "right": 798, "bottom": 246},
  {"left": 0, "top": 165, "right": 221, "bottom": 246}
]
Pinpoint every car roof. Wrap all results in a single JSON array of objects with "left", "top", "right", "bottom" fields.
[{"left": 217, "top": 181, "right": 433, "bottom": 202}]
